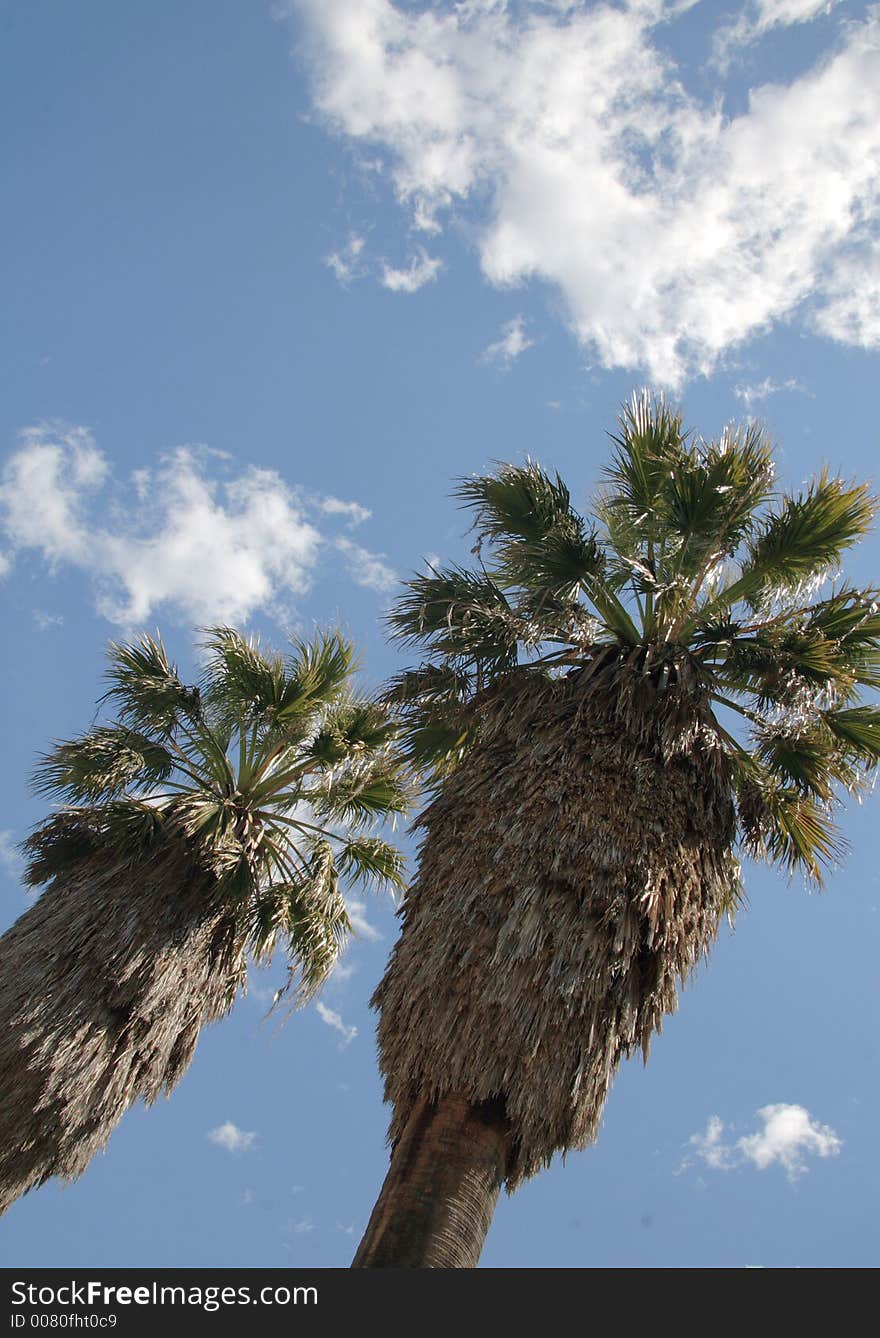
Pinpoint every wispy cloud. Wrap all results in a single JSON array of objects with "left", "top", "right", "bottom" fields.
[
  {"left": 318, "top": 496, "right": 371, "bottom": 526},
  {"left": 481, "top": 315, "right": 533, "bottom": 370},
  {"left": 380, "top": 249, "right": 442, "bottom": 293},
  {"left": 32, "top": 610, "right": 64, "bottom": 632},
  {"left": 292, "top": 0, "right": 880, "bottom": 387},
  {"left": 207, "top": 1121, "right": 258, "bottom": 1154},
  {"left": 684, "top": 1104, "right": 842, "bottom": 1181},
  {"left": 325, "top": 232, "right": 367, "bottom": 285},
  {"left": 346, "top": 898, "right": 382, "bottom": 942},
  {"left": 733, "top": 376, "right": 811, "bottom": 407},
  {"left": 0, "top": 425, "right": 388, "bottom": 628},
  {"left": 335, "top": 536, "right": 397, "bottom": 593},
  {"left": 0, "top": 831, "right": 23, "bottom": 883},
  {"left": 713, "top": 0, "right": 842, "bottom": 72},
  {"left": 315, "top": 1001, "right": 358, "bottom": 1047}
]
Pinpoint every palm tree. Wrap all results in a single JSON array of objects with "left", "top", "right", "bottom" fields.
[
  {"left": 0, "top": 626, "right": 410, "bottom": 1216},
  {"left": 353, "top": 392, "right": 880, "bottom": 1267}
]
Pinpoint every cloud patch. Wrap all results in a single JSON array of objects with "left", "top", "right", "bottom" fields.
[
  {"left": 481, "top": 315, "right": 533, "bottom": 370},
  {"left": 315, "top": 1001, "right": 358, "bottom": 1047},
  {"left": 293, "top": 0, "right": 880, "bottom": 387},
  {"left": 335, "top": 536, "right": 397, "bottom": 593},
  {"left": 714, "top": 0, "right": 842, "bottom": 71},
  {"left": 207, "top": 1122, "right": 258, "bottom": 1154},
  {"left": 380, "top": 249, "right": 442, "bottom": 293},
  {"left": 685, "top": 1104, "right": 842, "bottom": 1181},
  {"left": 0, "top": 425, "right": 390, "bottom": 628},
  {"left": 732, "top": 376, "right": 810, "bottom": 407},
  {"left": 325, "top": 232, "right": 367, "bottom": 285},
  {"left": 0, "top": 831, "right": 23, "bottom": 883},
  {"left": 346, "top": 898, "right": 382, "bottom": 942}
]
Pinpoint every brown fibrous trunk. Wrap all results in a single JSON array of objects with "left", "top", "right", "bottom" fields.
[
  {"left": 0, "top": 831, "right": 244, "bottom": 1216},
  {"left": 373, "top": 658, "right": 737, "bottom": 1189},
  {"left": 352, "top": 1093, "right": 511, "bottom": 1268}
]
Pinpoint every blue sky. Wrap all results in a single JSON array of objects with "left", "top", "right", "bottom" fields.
[{"left": 1, "top": 0, "right": 878, "bottom": 1268}]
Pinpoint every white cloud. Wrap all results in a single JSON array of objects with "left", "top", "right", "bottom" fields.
[
  {"left": 733, "top": 376, "right": 810, "bottom": 406},
  {"left": 738, "top": 1103, "right": 842, "bottom": 1177},
  {"left": 687, "top": 1113, "right": 736, "bottom": 1171},
  {"left": 32, "top": 610, "right": 64, "bottom": 632},
  {"left": 0, "top": 831, "right": 23, "bottom": 882},
  {"left": 715, "top": 0, "right": 841, "bottom": 70},
  {"left": 335, "top": 536, "right": 397, "bottom": 593},
  {"left": 325, "top": 231, "right": 367, "bottom": 285},
  {"left": 318, "top": 495, "right": 371, "bottom": 525},
  {"left": 293, "top": 0, "right": 880, "bottom": 387},
  {"left": 752, "top": 0, "right": 840, "bottom": 26},
  {"left": 207, "top": 1121, "right": 258, "bottom": 1154},
  {"left": 346, "top": 897, "right": 382, "bottom": 942},
  {"left": 0, "top": 425, "right": 388, "bottom": 628},
  {"left": 814, "top": 240, "right": 880, "bottom": 348},
  {"left": 0, "top": 550, "right": 10, "bottom": 579},
  {"left": 481, "top": 314, "right": 534, "bottom": 369},
  {"left": 380, "top": 248, "right": 442, "bottom": 293},
  {"left": 331, "top": 958, "right": 355, "bottom": 983},
  {"left": 315, "top": 1000, "right": 358, "bottom": 1047},
  {"left": 685, "top": 1105, "right": 842, "bottom": 1181}
]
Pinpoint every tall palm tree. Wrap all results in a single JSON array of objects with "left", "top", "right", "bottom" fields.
[
  {"left": 0, "top": 626, "right": 410, "bottom": 1215},
  {"left": 353, "top": 393, "right": 880, "bottom": 1267}
]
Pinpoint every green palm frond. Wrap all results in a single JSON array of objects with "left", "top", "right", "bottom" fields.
[
  {"left": 34, "top": 728, "right": 177, "bottom": 802},
  {"left": 693, "top": 474, "right": 876, "bottom": 631},
  {"left": 103, "top": 635, "right": 201, "bottom": 735},
  {"left": 456, "top": 462, "right": 604, "bottom": 593},
  {"left": 288, "top": 630, "right": 357, "bottom": 710},
  {"left": 454, "top": 460, "right": 577, "bottom": 546},
  {"left": 822, "top": 705, "right": 880, "bottom": 761},
  {"left": 388, "top": 565, "right": 522, "bottom": 668},
  {"left": 600, "top": 404, "right": 775, "bottom": 606},
  {"left": 308, "top": 699, "right": 399, "bottom": 764},
  {"left": 337, "top": 836, "right": 406, "bottom": 890},
  {"left": 307, "top": 754, "right": 413, "bottom": 829},
  {"left": 735, "top": 763, "right": 848, "bottom": 881},
  {"left": 603, "top": 390, "right": 690, "bottom": 527}
]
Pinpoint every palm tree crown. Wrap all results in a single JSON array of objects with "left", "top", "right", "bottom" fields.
[
  {"left": 388, "top": 391, "right": 880, "bottom": 884},
  {"left": 29, "top": 626, "right": 410, "bottom": 995},
  {"left": 357, "top": 393, "right": 880, "bottom": 1239},
  {"left": 0, "top": 625, "right": 410, "bottom": 1213}
]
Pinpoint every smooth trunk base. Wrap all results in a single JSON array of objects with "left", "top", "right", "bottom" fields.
[{"left": 352, "top": 1093, "right": 510, "bottom": 1268}]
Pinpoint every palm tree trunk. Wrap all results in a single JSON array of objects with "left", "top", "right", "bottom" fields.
[{"left": 352, "top": 1092, "right": 511, "bottom": 1268}]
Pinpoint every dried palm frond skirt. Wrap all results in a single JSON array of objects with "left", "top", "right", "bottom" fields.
[
  {"left": 0, "top": 829, "right": 244, "bottom": 1215},
  {"left": 374, "top": 661, "right": 737, "bottom": 1187}
]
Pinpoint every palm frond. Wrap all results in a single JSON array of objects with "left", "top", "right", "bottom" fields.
[
  {"left": 34, "top": 728, "right": 176, "bottom": 803},
  {"left": 454, "top": 460, "right": 577, "bottom": 546},
  {"left": 286, "top": 631, "right": 357, "bottom": 712},
  {"left": 603, "top": 390, "right": 689, "bottom": 526},
  {"left": 201, "top": 626, "right": 288, "bottom": 719},
  {"left": 733, "top": 759, "right": 847, "bottom": 883},
  {"left": 696, "top": 474, "right": 876, "bottom": 628},
  {"left": 103, "top": 635, "right": 200, "bottom": 735},
  {"left": 388, "top": 565, "right": 521, "bottom": 669},
  {"left": 822, "top": 706, "right": 880, "bottom": 762},
  {"left": 338, "top": 836, "right": 406, "bottom": 890},
  {"left": 308, "top": 699, "right": 399, "bottom": 764},
  {"left": 308, "top": 756, "right": 412, "bottom": 828}
]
